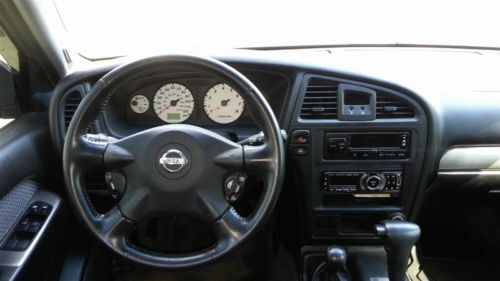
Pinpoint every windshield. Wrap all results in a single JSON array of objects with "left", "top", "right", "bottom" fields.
[{"left": 54, "top": 0, "right": 500, "bottom": 59}]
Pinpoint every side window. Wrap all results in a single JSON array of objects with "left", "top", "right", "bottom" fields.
[
  {"left": 0, "top": 25, "right": 19, "bottom": 128},
  {"left": 0, "top": 25, "right": 19, "bottom": 70}
]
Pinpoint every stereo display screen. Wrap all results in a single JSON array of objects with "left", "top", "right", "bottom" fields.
[
  {"left": 329, "top": 175, "right": 358, "bottom": 186},
  {"left": 350, "top": 134, "right": 403, "bottom": 148}
]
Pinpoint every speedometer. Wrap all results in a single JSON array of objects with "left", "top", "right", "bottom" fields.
[
  {"left": 203, "top": 83, "right": 245, "bottom": 124},
  {"left": 153, "top": 83, "right": 194, "bottom": 123}
]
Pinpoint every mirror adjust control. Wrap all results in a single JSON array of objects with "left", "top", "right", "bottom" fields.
[{"left": 224, "top": 174, "right": 247, "bottom": 203}]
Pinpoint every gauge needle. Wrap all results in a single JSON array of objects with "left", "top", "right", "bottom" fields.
[
  {"left": 171, "top": 99, "right": 180, "bottom": 106},
  {"left": 221, "top": 99, "right": 231, "bottom": 107},
  {"left": 159, "top": 106, "right": 170, "bottom": 114},
  {"left": 159, "top": 99, "right": 181, "bottom": 115}
]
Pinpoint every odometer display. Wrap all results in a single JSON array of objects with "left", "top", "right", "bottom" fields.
[
  {"left": 203, "top": 83, "right": 245, "bottom": 124},
  {"left": 153, "top": 83, "right": 194, "bottom": 123}
]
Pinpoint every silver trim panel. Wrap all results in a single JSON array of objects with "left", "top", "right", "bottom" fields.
[{"left": 439, "top": 146, "right": 500, "bottom": 171}]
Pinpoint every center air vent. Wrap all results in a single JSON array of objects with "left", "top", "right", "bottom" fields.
[
  {"left": 376, "top": 93, "right": 415, "bottom": 119},
  {"left": 300, "top": 78, "right": 338, "bottom": 119},
  {"left": 63, "top": 85, "right": 85, "bottom": 132}
]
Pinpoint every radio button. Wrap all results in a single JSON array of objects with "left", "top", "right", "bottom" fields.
[
  {"left": 327, "top": 138, "right": 347, "bottom": 153},
  {"left": 361, "top": 173, "right": 386, "bottom": 191},
  {"left": 397, "top": 152, "right": 407, "bottom": 158},
  {"left": 367, "top": 177, "right": 381, "bottom": 188}
]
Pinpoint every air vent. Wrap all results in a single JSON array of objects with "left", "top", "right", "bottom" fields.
[
  {"left": 63, "top": 88, "right": 84, "bottom": 132},
  {"left": 300, "top": 78, "right": 338, "bottom": 119},
  {"left": 376, "top": 93, "right": 415, "bottom": 119}
]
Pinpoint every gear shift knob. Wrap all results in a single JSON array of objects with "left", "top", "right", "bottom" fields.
[
  {"left": 326, "top": 246, "right": 347, "bottom": 275},
  {"left": 375, "top": 220, "right": 420, "bottom": 281}
]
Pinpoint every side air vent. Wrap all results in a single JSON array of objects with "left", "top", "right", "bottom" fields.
[
  {"left": 63, "top": 85, "right": 85, "bottom": 132},
  {"left": 300, "top": 78, "right": 338, "bottom": 119},
  {"left": 376, "top": 93, "right": 415, "bottom": 119}
]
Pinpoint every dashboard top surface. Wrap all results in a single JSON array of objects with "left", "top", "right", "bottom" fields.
[{"left": 52, "top": 47, "right": 500, "bottom": 162}]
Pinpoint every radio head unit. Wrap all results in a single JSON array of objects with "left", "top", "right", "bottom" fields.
[
  {"left": 321, "top": 171, "right": 402, "bottom": 194},
  {"left": 324, "top": 132, "right": 410, "bottom": 160}
]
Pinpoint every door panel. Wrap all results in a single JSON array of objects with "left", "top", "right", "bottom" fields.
[
  {"left": 0, "top": 111, "right": 65, "bottom": 281},
  {"left": 0, "top": 112, "right": 54, "bottom": 197}
]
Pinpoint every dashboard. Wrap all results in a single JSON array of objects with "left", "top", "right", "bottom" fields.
[
  {"left": 101, "top": 69, "right": 290, "bottom": 139},
  {"left": 49, "top": 47, "right": 500, "bottom": 244}
]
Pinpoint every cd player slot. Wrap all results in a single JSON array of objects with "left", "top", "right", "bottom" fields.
[{"left": 324, "top": 132, "right": 410, "bottom": 160}]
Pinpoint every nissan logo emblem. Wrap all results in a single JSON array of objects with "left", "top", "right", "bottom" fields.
[{"left": 159, "top": 149, "right": 189, "bottom": 173}]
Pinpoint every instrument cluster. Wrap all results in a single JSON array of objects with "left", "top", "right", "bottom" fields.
[{"left": 128, "top": 81, "right": 245, "bottom": 125}]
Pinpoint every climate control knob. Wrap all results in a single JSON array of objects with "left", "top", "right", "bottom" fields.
[{"left": 361, "top": 173, "right": 386, "bottom": 191}]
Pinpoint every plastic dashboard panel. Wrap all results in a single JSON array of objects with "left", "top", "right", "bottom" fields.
[
  {"left": 47, "top": 49, "right": 500, "bottom": 242},
  {"left": 287, "top": 73, "right": 428, "bottom": 241}
]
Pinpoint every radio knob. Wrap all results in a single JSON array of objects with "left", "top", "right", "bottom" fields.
[{"left": 362, "top": 174, "right": 386, "bottom": 191}]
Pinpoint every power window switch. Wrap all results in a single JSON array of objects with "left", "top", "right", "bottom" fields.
[
  {"left": 2, "top": 237, "right": 18, "bottom": 251},
  {"left": 14, "top": 239, "right": 30, "bottom": 251},
  {"left": 28, "top": 204, "right": 40, "bottom": 214},
  {"left": 27, "top": 220, "right": 42, "bottom": 233},
  {"left": 38, "top": 204, "right": 51, "bottom": 216},
  {"left": 17, "top": 218, "right": 31, "bottom": 232}
]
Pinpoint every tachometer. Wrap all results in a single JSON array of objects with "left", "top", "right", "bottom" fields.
[
  {"left": 153, "top": 83, "right": 194, "bottom": 123},
  {"left": 130, "top": 94, "right": 149, "bottom": 114},
  {"left": 203, "top": 83, "right": 244, "bottom": 124}
]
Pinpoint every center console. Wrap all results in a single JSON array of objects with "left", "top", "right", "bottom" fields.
[{"left": 286, "top": 74, "right": 427, "bottom": 243}]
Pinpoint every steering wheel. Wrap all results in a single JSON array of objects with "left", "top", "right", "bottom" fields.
[{"left": 62, "top": 55, "right": 285, "bottom": 268}]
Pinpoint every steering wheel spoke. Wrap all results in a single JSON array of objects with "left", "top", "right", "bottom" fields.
[
  {"left": 95, "top": 207, "right": 136, "bottom": 247},
  {"left": 212, "top": 207, "right": 250, "bottom": 244},
  {"left": 243, "top": 143, "right": 275, "bottom": 175},
  {"left": 70, "top": 134, "right": 109, "bottom": 172},
  {"left": 103, "top": 142, "right": 136, "bottom": 169}
]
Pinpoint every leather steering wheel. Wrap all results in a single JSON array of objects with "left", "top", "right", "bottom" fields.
[{"left": 63, "top": 55, "right": 285, "bottom": 268}]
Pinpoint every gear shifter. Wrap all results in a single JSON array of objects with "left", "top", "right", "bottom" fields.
[
  {"left": 374, "top": 220, "right": 421, "bottom": 281},
  {"left": 325, "top": 246, "right": 350, "bottom": 281}
]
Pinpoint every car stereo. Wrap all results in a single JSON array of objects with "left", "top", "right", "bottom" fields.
[
  {"left": 324, "top": 132, "right": 410, "bottom": 160},
  {"left": 321, "top": 171, "right": 402, "bottom": 194}
]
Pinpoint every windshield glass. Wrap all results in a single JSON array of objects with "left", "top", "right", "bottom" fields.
[{"left": 54, "top": 0, "right": 500, "bottom": 59}]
